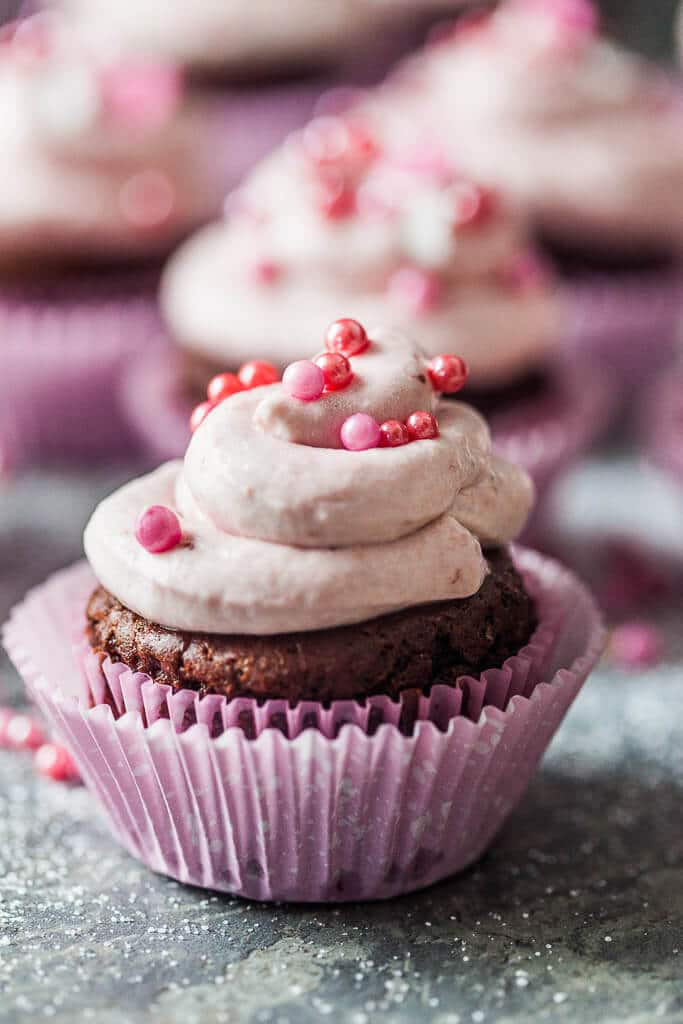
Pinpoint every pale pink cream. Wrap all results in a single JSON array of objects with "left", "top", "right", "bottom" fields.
[{"left": 84, "top": 329, "right": 534, "bottom": 634}]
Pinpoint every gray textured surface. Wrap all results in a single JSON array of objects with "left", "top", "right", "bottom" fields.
[{"left": 1, "top": 460, "right": 683, "bottom": 1024}]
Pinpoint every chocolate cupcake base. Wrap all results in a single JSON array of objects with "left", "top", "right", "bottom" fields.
[{"left": 86, "top": 549, "right": 536, "bottom": 705}]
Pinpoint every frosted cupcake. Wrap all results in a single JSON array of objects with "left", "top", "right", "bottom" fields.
[
  {"left": 48, "top": 0, "right": 453, "bottom": 78},
  {"left": 360, "top": 0, "right": 683, "bottom": 392},
  {"left": 0, "top": 15, "right": 226, "bottom": 467},
  {"left": 5, "top": 322, "right": 603, "bottom": 900},
  {"left": 139, "top": 116, "right": 606, "bottom": 518},
  {"left": 371, "top": 0, "right": 683, "bottom": 258}
]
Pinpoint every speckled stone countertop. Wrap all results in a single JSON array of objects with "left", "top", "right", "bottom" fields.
[{"left": 1, "top": 459, "right": 683, "bottom": 1024}]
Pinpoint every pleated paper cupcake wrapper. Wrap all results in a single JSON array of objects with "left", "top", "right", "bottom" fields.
[
  {"left": 0, "top": 273, "right": 163, "bottom": 470},
  {"left": 562, "top": 268, "right": 683, "bottom": 392},
  {"left": 4, "top": 548, "right": 603, "bottom": 902},
  {"left": 641, "top": 367, "right": 683, "bottom": 483}
]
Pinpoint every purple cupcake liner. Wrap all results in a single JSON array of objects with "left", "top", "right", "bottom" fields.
[
  {"left": 641, "top": 366, "right": 683, "bottom": 483},
  {"left": 4, "top": 547, "right": 603, "bottom": 902},
  {"left": 561, "top": 268, "right": 683, "bottom": 392},
  {"left": 0, "top": 272, "right": 164, "bottom": 470}
]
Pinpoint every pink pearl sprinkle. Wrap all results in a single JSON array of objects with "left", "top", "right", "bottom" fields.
[
  {"left": 282, "top": 360, "right": 325, "bottom": 402},
  {"left": 35, "top": 743, "right": 80, "bottom": 783},
  {"left": 340, "top": 413, "right": 381, "bottom": 451},
  {"left": 387, "top": 266, "right": 442, "bottom": 315},
  {"left": 6, "top": 714, "right": 45, "bottom": 751},
  {"left": 101, "top": 62, "right": 182, "bottom": 130},
  {"left": 609, "top": 621, "right": 663, "bottom": 670},
  {"left": 135, "top": 505, "right": 182, "bottom": 554}
]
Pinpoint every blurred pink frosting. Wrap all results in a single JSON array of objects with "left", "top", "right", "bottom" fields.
[
  {"left": 48, "top": 0, "right": 442, "bottom": 73},
  {"left": 0, "top": 17, "right": 223, "bottom": 263},
  {"left": 366, "top": 0, "right": 683, "bottom": 249},
  {"left": 84, "top": 328, "right": 534, "bottom": 634},
  {"left": 162, "top": 115, "right": 557, "bottom": 386}
]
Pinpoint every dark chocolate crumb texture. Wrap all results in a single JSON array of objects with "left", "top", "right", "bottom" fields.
[{"left": 86, "top": 550, "right": 536, "bottom": 705}]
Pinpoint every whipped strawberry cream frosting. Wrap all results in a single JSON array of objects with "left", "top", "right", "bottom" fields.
[
  {"left": 162, "top": 115, "right": 557, "bottom": 386},
  {"left": 0, "top": 17, "right": 223, "bottom": 264},
  {"left": 368, "top": 0, "right": 683, "bottom": 248},
  {"left": 50, "top": 0, "right": 436, "bottom": 73},
  {"left": 84, "top": 326, "right": 533, "bottom": 634}
]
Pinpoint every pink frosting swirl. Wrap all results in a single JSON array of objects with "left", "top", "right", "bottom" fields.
[{"left": 84, "top": 328, "right": 533, "bottom": 634}]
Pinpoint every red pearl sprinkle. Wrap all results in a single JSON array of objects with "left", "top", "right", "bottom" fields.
[
  {"left": 207, "top": 372, "right": 243, "bottom": 405},
  {"left": 325, "top": 318, "right": 369, "bottom": 358},
  {"left": 135, "top": 505, "right": 182, "bottom": 554},
  {"left": 427, "top": 354, "right": 469, "bottom": 394},
  {"left": 379, "top": 420, "right": 410, "bottom": 447},
  {"left": 252, "top": 260, "right": 281, "bottom": 286},
  {"left": 452, "top": 183, "right": 496, "bottom": 229},
  {"left": 387, "top": 267, "right": 442, "bottom": 315},
  {"left": 238, "top": 360, "right": 279, "bottom": 390},
  {"left": 314, "top": 351, "right": 353, "bottom": 392},
  {"left": 406, "top": 411, "right": 439, "bottom": 441},
  {"left": 318, "top": 177, "right": 355, "bottom": 220},
  {"left": 6, "top": 714, "right": 45, "bottom": 751},
  {"left": 35, "top": 743, "right": 79, "bottom": 783},
  {"left": 190, "top": 400, "right": 214, "bottom": 433}
]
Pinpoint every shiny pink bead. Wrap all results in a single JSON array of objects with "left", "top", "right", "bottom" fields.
[
  {"left": 379, "top": 420, "right": 410, "bottom": 447},
  {"left": 6, "top": 714, "right": 45, "bottom": 751},
  {"left": 135, "top": 505, "right": 182, "bottom": 554},
  {"left": 190, "top": 400, "right": 214, "bottom": 433},
  {"left": 251, "top": 260, "right": 281, "bottom": 286},
  {"left": 325, "top": 318, "right": 369, "bottom": 357},
  {"left": 452, "top": 183, "right": 496, "bottom": 229},
  {"left": 35, "top": 743, "right": 80, "bottom": 783},
  {"left": 207, "top": 373, "right": 243, "bottom": 404},
  {"left": 238, "top": 360, "right": 279, "bottom": 390},
  {"left": 387, "top": 267, "right": 442, "bottom": 315},
  {"left": 318, "top": 177, "right": 356, "bottom": 220},
  {"left": 501, "top": 252, "right": 547, "bottom": 291},
  {"left": 406, "top": 411, "right": 439, "bottom": 441},
  {"left": 340, "top": 413, "right": 381, "bottom": 451},
  {"left": 427, "top": 354, "right": 468, "bottom": 394},
  {"left": 101, "top": 62, "right": 182, "bottom": 129},
  {"left": 609, "top": 621, "right": 663, "bottom": 670},
  {"left": 314, "top": 352, "right": 353, "bottom": 392},
  {"left": 526, "top": 0, "right": 599, "bottom": 33},
  {"left": 282, "top": 360, "right": 325, "bottom": 402},
  {"left": 119, "top": 170, "right": 175, "bottom": 229}
]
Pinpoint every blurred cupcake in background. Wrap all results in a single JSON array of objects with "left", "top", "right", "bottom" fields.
[
  {"left": 364, "top": 0, "right": 683, "bottom": 391},
  {"left": 130, "top": 112, "right": 608, "bottom": 530},
  {"left": 46, "top": 0, "right": 463, "bottom": 80},
  {"left": 0, "top": 14, "right": 227, "bottom": 470}
]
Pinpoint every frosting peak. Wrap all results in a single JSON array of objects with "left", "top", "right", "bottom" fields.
[{"left": 85, "top": 326, "right": 533, "bottom": 634}]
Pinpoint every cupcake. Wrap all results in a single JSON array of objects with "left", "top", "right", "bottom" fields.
[
  {"left": 0, "top": 15, "right": 227, "bottom": 468},
  {"left": 47, "top": 0, "right": 452, "bottom": 79},
  {"left": 361, "top": 0, "right": 683, "bottom": 386},
  {"left": 5, "top": 322, "right": 603, "bottom": 901},
  {"left": 136, "top": 117, "right": 607, "bottom": 523}
]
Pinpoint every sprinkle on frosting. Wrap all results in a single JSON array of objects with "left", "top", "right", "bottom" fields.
[
  {"left": 282, "top": 360, "right": 325, "bottom": 402},
  {"left": 190, "top": 359, "right": 280, "bottom": 432},
  {"left": 85, "top": 326, "right": 533, "bottom": 635},
  {"left": 427, "top": 354, "right": 468, "bottom": 394},
  {"left": 135, "top": 505, "right": 182, "bottom": 554},
  {"left": 325, "top": 318, "right": 369, "bottom": 357}
]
